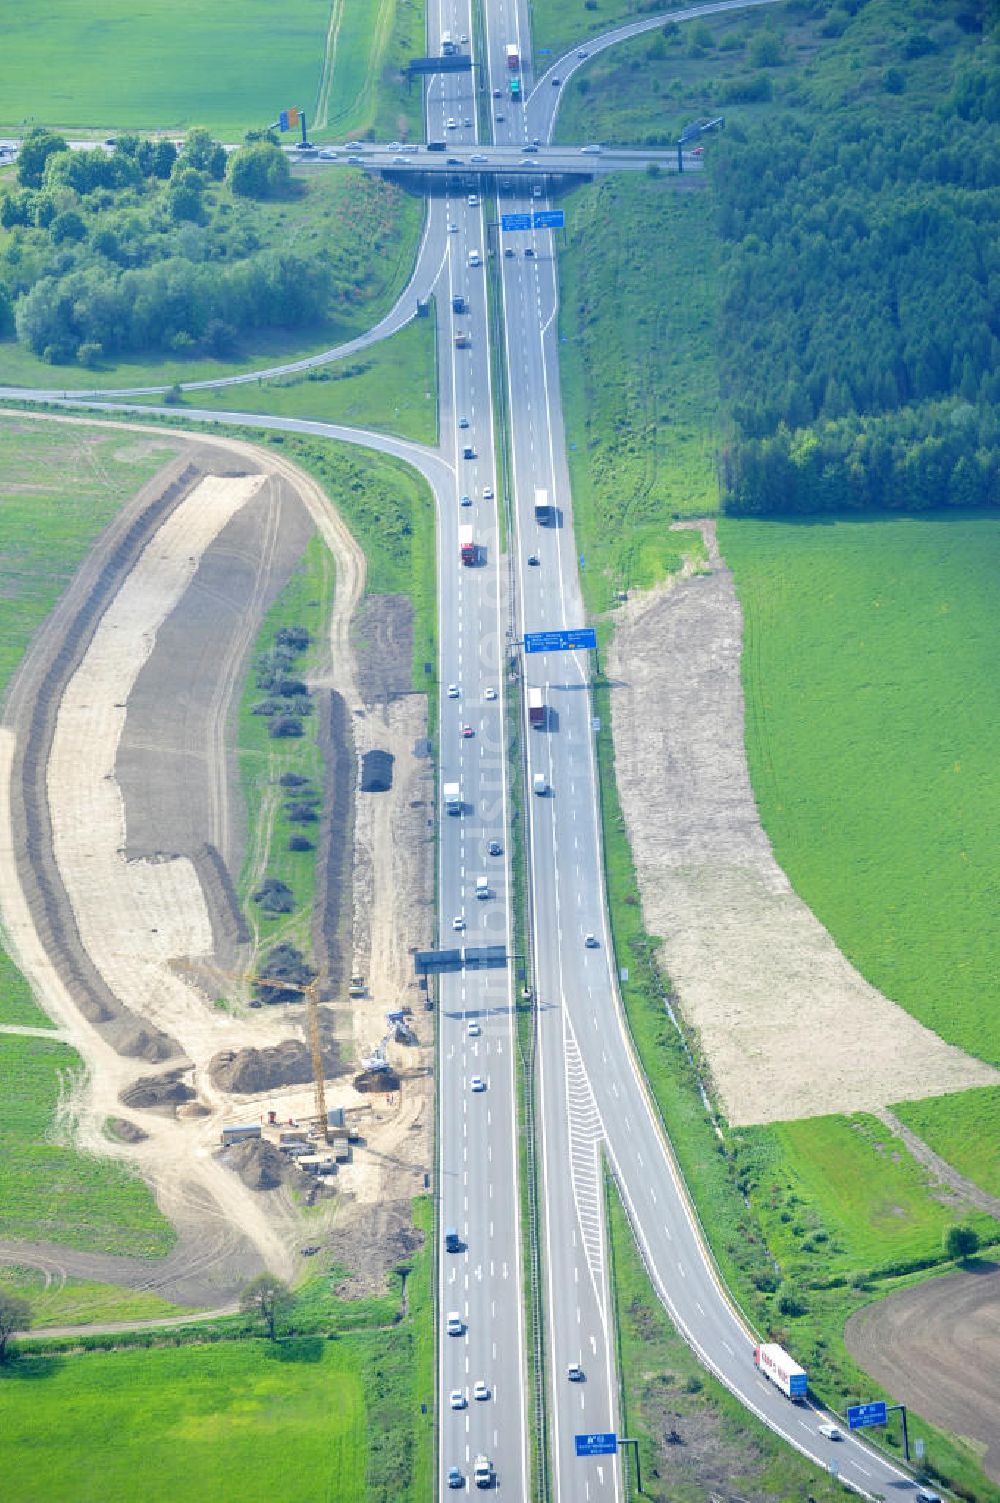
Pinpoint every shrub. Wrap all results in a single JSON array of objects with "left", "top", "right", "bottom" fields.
[{"left": 268, "top": 715, "right": 304, "bottom": 738}]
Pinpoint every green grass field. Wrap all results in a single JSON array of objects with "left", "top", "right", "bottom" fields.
[
  {"left": 148, "top": 315, "right": 438, "bottom": 445},
  {"left": 556, "top": 177, "right": 718, "bottom": 612},
  {"left": 718, "top": 513, "right": 1000, "bottom": 1067},
  {"left": 0, "top": 171, "right": 422, "bottom": 390},
  {"left": 739, "top": 1113, "right": 996, "bottom": 1283},
  {"left": 0, "top": 1339, "right": 368, "bottom": 1503},
  {"left": 0, "top": 415, "right": 182, "bottom": 1027},
  {"left": 0, "top": 1035, "right": 175, "bottom": 1255},
  {"left": 0, "top": 1197, "right": 433, "bottom": 1502},
  {"left": 0, "top": 1263, "right": 184, "bottom": 1327},
  {"left": 893, "top": 1085, "right": 1000, "bottom": 1201},
  {"left": 0, "top": 1, "right": 323, "bottom": 136},
  {"left": 236, "top": 534, "right": 333, "bottom": 968}
]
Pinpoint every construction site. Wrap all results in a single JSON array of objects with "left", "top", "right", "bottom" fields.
[{"left": 0, "top": 415, "right": 436, "bottom": 1306}]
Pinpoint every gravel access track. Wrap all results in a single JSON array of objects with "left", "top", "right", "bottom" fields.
[{"left": 607, "top": 521, "right": 998, "bottom": 1126}]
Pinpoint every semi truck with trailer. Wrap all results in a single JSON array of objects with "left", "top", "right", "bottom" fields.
[
  {"left": 753, "top": 1344, "right": 807, "bottom": 1400},
  {"left": 460, "top": 525, "right": 477, "bottom": 565},
  {"left": 443, "top": 781, "right": 462, "bottom": 815},
  {"left": 505, "top": 43, "right": 519, "bottom": 70},
  {"left": 533, "top": 488, "right": 554, "bottom": 525},
  {"left": 528, "top": 687, "right": 545, "bottom": 728}
]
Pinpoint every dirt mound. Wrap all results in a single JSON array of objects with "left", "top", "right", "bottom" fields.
[
  {"left": 209, "top": 1036, "right": 340, "bottom": 1094},
  {"left": 119, "top": 1068, "right": 196, "bottom": 1113},
  {"left": 226, "top": 1138, "right": 307, "bottom": 1193},
  {"left": 360, "top": 749, "right": 394, "bottom": 792},
  {"left": 353, "top": 593, "right": 414, "bottom": 702},
  {"left": 104, "top": 1017, "right": 181, "bottom": 1064},
  {"left": 105, "top": 1116, "right": 148, "bottom": 1144},
  {"left": 354, "top": 1067, "right": 400, "bottom": 1094},
  {"left": 332, "top": 1199, "right": 425, "bottom": 1297}
]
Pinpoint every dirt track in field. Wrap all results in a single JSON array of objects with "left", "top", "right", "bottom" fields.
[
  {"left": 606, "top": 520, "right": 998, "bottom": 1126},
  {"left": 845, "top": 1263, "right": 1000, "bottom": 1483},
  {"left": 0, "top": 411, "right": 433, "bottom": 1306}
]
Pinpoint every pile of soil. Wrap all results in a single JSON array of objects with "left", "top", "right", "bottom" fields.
[
  {"left": 119, "top": 1067, "right": 196, "bottom": 1113},
  {"left": 226, "top": 1138, "right": 308, "bottom": 1192},
  {"left": 105, "top": 1116, "right": 149, "bottom": 1144},
  {"left": 353, "top": 1067, "right": 401, "bottom": 1094},
  {"left": 360, "top": 750, "right": 394, "bottom": 792},
  {"left": 104, "top": 1018, "right": 180, "bottom": 1064},
  {"left": 209, "top": 1036, "right": 340, "bottom": 1094},
  {"left": 332, "top": 1200, "right": 425, "bottom": 1298}
]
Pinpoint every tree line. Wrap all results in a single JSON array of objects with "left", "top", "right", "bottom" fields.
[
  {"left": 0, "top": 127, "right": 323, "bottom": 366},
  {"left": 715, "top": 3, "right": 1000, "bottom": 515}
]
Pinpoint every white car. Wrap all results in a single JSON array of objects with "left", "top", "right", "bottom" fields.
[
  {"left": 448, "top": 683, "right": 460, "bottom": 698},
  {"left": 482, "top": 485, "right": 494, "bottom": 499},
  {"left": 470, "top": 153, "right": 488, "bottom": 164},
  {"left": 470, "top": 1075, "right": 486, "bottom": 1093},
  {"left": 447, "top": 117, "right": 457, "bottom": 129},
  {"left": 484, "top": 687, "right": 497, "bottom": 701},
  {"left": 450, "top": 1388, "right": 467, "bottom": 1410},
  {"left": 818, "top": 1423, "right": 843, "bottom": 1441},
  {"left": 448, "top": 222, "right": 459, "bottom": 233},
  {"left": 584, "top": 933, "right": 599, "bottom": 949},
  {"left": 318, "top": 150, "right": 338, "bottom": 160},
  {"left": 467, "top": 193, "right": 479, "bottom": 206},
  {"left": 567, "top": 1362, "right": 584, "bottom": 1382},
  {"left": 446, "top": 1311, "right": 463, "bottom": 1335},
  {"left": 467, "top": 1020, "right": 481, "bottom": 1038},
  {"left": 453, "top": 915, "right": 465, "bottom": 931},
  {"left": 388, "top": 140, "right": 403, "bottom": 150},
  {"left": 580, "top": 144, "right": 603, "bottom": 155},
  {"left": 473, "top": 1380, "right": 490, "bottom": 1401},
  {"left": 468, "top": 250, "right": 481, "bottom": 267}
]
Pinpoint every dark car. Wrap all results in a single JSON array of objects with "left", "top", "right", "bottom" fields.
[
  {"left": 447, "top": 157, "right": 462, "bottom": 165},
  {"left": 463, "top": 445, "right": 475, "bottom": 459},
  {"left": 504, "top": 247, "right": 514, "bottom": 258},
  {"left": 488, "top": 840, "right": 503, "bottom": 856},
  {"left": 551, "top": 77, "right": 561, "bottom": 86},
  {"left": 524, "top": 247, "right": 535, "bottom": 258}
]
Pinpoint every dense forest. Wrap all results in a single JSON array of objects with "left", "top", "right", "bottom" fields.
[
  {"left": 0, "top": 130, "right": 364, "bottom": 366},
  {"left": 714, "top": 0, "right": 1000, "bottom": 514}
]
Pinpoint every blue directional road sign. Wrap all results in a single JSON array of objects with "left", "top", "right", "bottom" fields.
[
  {"left": 501, "top": 212, "right": 532, "bottom": 232},
  {"left": 534, "top": 209, "right": 565, "bottom": 230},
  {"left": 847, "top": 1401, "right": 887, "bottom": 1431},
  {"left": 575, "top": 1433, "right": 617, "bottom": 1458},
  {"left": 524, "top": 627, "right": 597, "bottom": 654}
]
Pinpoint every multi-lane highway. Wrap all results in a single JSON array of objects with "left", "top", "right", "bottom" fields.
[{"left": 3, "top": 0, "right": 937, "bottom": 1498}]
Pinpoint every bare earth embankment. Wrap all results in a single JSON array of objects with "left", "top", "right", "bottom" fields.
[
  {"left": 0, "top": 412, "right": 433, "bottom": 1305},
  {"left": 606, "top": 520, "right": 998, "bottom": 1127}
]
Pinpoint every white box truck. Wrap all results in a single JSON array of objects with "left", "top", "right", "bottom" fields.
[
  {"left": 475, "top": 876, "right": 490, "bottom": 899},
  {"left": 443, "top": 781, "right": 462, "bottom": 815},
  {"left": 754, "top": 1343, "right": 807, "bottom": 1401}
]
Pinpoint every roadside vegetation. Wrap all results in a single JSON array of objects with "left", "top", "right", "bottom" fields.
[
  {"left": 152, "top": 314, "right": 439, "bottom": 445},
  {"left": 557, "top": 178, "right": 718, "bottom": 611},
  {"left": 271, "top": 434, "right": 437, "bottom": 688},
  {"left": 719, "top": 513, "right": 1000, "bottom": 1068},
  {"left": 0, "top": 132, "right": 421, "bottom": 383},
  {"left": 606, "top": 1179, "right": 848, "bottom": 1503},
  {"left": 531, "top": 0, "right": 660, "bottom": 65},
  {"left": 0, "top": 1198, "right": 432, "bottom": 1503},
  {"left": 236, "top": 537, "right": 334, "bottom": 971}
]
